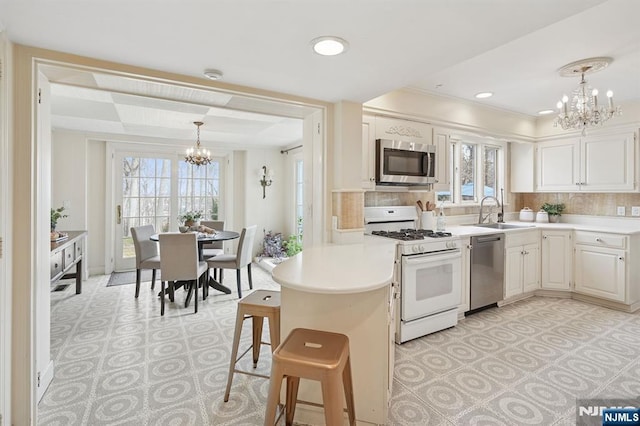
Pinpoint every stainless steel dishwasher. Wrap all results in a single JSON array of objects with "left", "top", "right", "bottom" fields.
[{"left": 470, "top": 233, "right": 505, "bottom": 311}]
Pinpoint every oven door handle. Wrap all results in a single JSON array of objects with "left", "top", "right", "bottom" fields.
[{"left": 403, "top": 250, "right": 460, "bottom": 264}]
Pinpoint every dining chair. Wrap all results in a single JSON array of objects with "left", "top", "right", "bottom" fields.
[
  {"left": 200, "top": 220, "right": 225, "bottom": 258},
  {"left": 206, "top": 225, "right": 257, "bottom": 299},
  {"left": 200, "top": 220, "right": 225, "bottom": 282},
  {"left": 130, "top": 224, "right": 161, "bottom": 299},
  {"left": 158, "top": 232, "right": 209, "bottom": 315}
]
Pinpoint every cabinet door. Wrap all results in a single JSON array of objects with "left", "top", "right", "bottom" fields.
[
  {"left": 536, "top": 139, "right": 580, "bottom": 191},
  {"left": 522, "top": 243, "right": 540, "bottom": 293},
  {"left": 511, "top": 142, "right": 535, "bottom": 193},
  {"left": 575, "top": 245, "right": 626, "bottom": 302},
  {"left": 362, "top": 115, "right": 376, "bottom": 189},
  {"left": 375, "top": 116, "right": 432, "bottom": 144},
  {"left": 504, "top": 246, "right": 523, "bottom": 299},
  {"left": 541, "top": 230, "right": 572, "bottom": 290},
  {"left": 581, "top": 131, "right": 635, "bottom": 191},
  {"left": 433, "top": 127, "right": 451, "bottom": 192}
]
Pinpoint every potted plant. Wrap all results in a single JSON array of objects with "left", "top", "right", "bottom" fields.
[
  {"left": 541, "top": 203, "right": 565, "bottom": 223},
  {"left": 51, "top": 206, "right": 68, "bottom": 231},
  {"left": 177, "top": 210, "right": 203, "bottom": 227}
]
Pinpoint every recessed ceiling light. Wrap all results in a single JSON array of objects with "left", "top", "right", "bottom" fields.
[
  {"left": 475, "top": 92, "right": 493, "bottom": 99},
  {"left": 311, "top": 36, "right": 349, "bottom": 56},
  {"left": 538, "top": 109, "right": 555, "bottom": 115},
  {"left": 204, "top": 69, "right": 223, "bottom": 80}
]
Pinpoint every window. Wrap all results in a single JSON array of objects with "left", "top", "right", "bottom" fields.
[
  {"left": 178, "top": 160, "right": 222, "bottom": 219},
  {"left": 294, "top": 159, "right": 304, "bottom": 239},
  {"left": 436, "top": 138, "right": 504, "bottom": 205}
]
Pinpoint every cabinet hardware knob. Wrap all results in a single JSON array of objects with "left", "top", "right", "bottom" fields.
[
  {"left": 596, "top": 238, "right": 602, "bottom": 242},
  {"left": 543, "top": 235, "right": 547, "bottom": 239},
  {"left": 619, "top": 256, "right": 624, "bottom": 261}
]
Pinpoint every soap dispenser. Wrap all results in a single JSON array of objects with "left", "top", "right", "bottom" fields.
[{"left": 436, "top": 204, "right": 446, "bottom": 232}]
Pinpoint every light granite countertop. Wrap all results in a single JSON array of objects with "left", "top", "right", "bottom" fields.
[{"left": 271, "top": 236, "right": 397, "bottom": 294}]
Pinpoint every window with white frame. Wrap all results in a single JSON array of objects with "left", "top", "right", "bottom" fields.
[
  {"left": 436, "top": 138, "right": 504, "bottom": 205},
  {"left": 178, "top": 160, "right": 222, "bottom": 220},
  {"left": 294, "top": 158, "right": 304, "bottom": 239}
]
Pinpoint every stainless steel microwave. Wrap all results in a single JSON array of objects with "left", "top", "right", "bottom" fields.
[{"left": 376, "top": 139, "right": 436, "bottom": 185}]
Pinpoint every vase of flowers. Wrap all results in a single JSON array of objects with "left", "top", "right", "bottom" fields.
[
  {"left": 178, "top": 210, "right": 203, "bottom": 227},
  {"left": 51, "top": 206, "right": 68, "bottom": 231}
]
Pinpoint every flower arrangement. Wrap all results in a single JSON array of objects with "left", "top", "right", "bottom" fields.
[
  {"left": 51, "top": 206, "right": 68, "bottom": 231},
  {"left": 177, "top": 210, "right": 203, "bottom": 226}
]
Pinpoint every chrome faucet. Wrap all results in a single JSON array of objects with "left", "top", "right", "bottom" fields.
[{"left": 478, "top": 196, "right": 502, "bottom": 224}]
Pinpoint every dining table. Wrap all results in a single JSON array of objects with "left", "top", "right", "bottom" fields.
[{"left": 150, "top": 230, "right": 240, "bottom": 301}]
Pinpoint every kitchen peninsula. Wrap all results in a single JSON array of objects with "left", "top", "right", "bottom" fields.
[{"left": 271, "top": 238, "right": 397, "bottom": 425}]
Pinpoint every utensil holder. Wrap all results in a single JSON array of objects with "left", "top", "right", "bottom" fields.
[{"left": 421, "top": 211, "right": 436, "bottom": 230}]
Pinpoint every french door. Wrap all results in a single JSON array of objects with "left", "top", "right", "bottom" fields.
[
  {"left": 113, "top": 152, "right": 223, "bottom": 271},
  {"left": 114, "top": 154, "right": 173, "bottom": 271}
]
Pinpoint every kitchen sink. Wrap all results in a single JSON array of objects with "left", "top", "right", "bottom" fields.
[{"left": 467, "top": 223, "right": 535, "bottom": 230}]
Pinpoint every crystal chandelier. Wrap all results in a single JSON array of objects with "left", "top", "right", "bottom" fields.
[
  {"left": 184, "top": 121, "right": 211, "bottom": 166},
  {"left": 553, "top": 57, "right": 621, "bottom": 136}
]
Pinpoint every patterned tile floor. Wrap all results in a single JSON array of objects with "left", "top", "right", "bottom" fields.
[{"left": 39, "top": 268, "right": 640, "bottom": 425}]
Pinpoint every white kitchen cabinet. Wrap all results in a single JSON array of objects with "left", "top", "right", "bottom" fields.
[
  {"left": 537, "top": 131, "right": 636, "bottom": 192},
  {"left": 375, "top": 116, "right": 432, "bottom": 145},
  {"left": 541, "top": 230, "right": 573, "bottom": 291},
  {"left": 574, "top": 231, "right": 627, "bottom": 302},
  {"left": 510, "top": 142, "right": 535, "bottom": 192},
  {"left": 433, "top": 127, "right": 451, "bottom": 192},
  {"left": 459, "top": 236, "right": 471, "bottom": 314},
  {"left": 362, "top": 114, "right": 376, "bottom": 189},
  {"left": 504, "top": 230, "right": 540, "bottom": 299}
]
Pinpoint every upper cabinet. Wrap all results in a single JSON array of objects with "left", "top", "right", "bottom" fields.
[
  {"left": 432, "top": 127, "right": 451, "bottom": 191},
  {"left": 536, "top": 130, "right": 637, "bottom": 192},
  {"left": 362, "top": 115, "right": 376, "bottom": 189}
]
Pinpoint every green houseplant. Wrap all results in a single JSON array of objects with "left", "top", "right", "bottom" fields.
[
  {"left": 177, "top": 210, "right": 203, "bottom": 226},
  {"left": 541, "top": 203, "right": 565, "bottom": 223},
  {"left": 51, "top": 206, "right": 68, "bottom": 231}
]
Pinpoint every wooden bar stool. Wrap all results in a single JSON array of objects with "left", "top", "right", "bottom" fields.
[
  {"left": 264, "top": 328, "right": 356, "bottom": 426},
  {"left": 224, "top": 289, "right": 281, "bottom": 402}
]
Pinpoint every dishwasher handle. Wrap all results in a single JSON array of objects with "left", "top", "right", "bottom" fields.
[{"left": 473, "top": 235, "right": 503, "bottom": 244}]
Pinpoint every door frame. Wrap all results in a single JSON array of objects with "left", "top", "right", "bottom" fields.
[{"left": 10, "top": 46, "right": 328, "bottom": 425}]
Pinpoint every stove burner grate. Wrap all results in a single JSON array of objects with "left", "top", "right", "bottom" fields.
[{"left": 372, "top": 229, "right": 453, "bottom": 240}]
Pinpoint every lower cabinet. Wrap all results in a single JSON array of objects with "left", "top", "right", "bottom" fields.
[
  {"left": 574, "top": 236, "right": 626, "bottom": 302},
  {"left": 504, "top": 231, "right": 540, "bottom": 299},
  {"left": 541, "top": 230, "right": 572, "bottom": 290}
]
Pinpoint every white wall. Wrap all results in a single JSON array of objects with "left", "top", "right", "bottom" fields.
[
  {"left": 244, "top": 148, "right": 288, "bottom": 256},
  {"left": 51, "top": 131, "right": 87, "bottom": 230},
  {"left": 87, "top": 140, "right": 106, "bottom": 274}
]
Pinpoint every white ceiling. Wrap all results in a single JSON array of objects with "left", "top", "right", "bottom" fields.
[{"left": 1, "top": 0, "right": 639, "bottom": 144}]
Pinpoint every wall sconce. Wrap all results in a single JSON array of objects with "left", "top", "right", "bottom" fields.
[{"left": 259, "top": 165, "right": 273, "bottom": 199}]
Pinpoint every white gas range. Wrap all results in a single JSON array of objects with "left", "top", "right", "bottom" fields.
[{"left": 364, "top": 206, "right": 462, "bottom": 343}]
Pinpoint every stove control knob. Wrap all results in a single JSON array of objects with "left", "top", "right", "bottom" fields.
[{"left": 446, "top": 241, "right": 457, "bottom": 249}]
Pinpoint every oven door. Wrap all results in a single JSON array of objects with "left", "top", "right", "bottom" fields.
[{"left": 401, "top": 250, "right": 461, "bottom": 322}]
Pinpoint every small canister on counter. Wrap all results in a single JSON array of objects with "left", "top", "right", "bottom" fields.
[
  {"left": 536, "top": 210, "right": 549, "bottom": 223},
  {"left": 519, "top": 207, "right": 535, "bottom": 222}
]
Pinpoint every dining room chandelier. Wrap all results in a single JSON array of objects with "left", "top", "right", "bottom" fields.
[
  {"left": 553, "top": 57, "right": 621, "bottom": 136},
  {"left": 185, "top": 121, "right": 212, "bottom": 166}
]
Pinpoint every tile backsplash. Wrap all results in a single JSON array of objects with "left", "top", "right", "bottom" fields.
[{"left": 517, "top": 193, "right": 640, "bottom": 217}]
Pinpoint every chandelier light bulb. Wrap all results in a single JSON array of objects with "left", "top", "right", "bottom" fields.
[
  {"left": 562, "top": 95, "right": 569, "bottom": 103},
  {"left": 592, "top": 89, "right": 598, "bottom": 96},
  {"left": 556, "top": 101, "right": 563, "bottom": 109},
  {"left": 607, "top": 90, "right": 613, "bottom": 98}
]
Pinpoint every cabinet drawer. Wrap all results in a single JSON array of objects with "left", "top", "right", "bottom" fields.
[
  {"left": 574, "top": 231, "right": 627, "bottom": 249},
  {"left": 505, "top": 230, "right": 539, "bottom": 248},
  {"left": 50, "top": 251, "right": 63, "bottom": 279},
  {"left": 75, "top": 240, "right": 83, "bottom": 258},
  {"left": 63, "top": 245, "right": 76, "bottom": 269}
]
